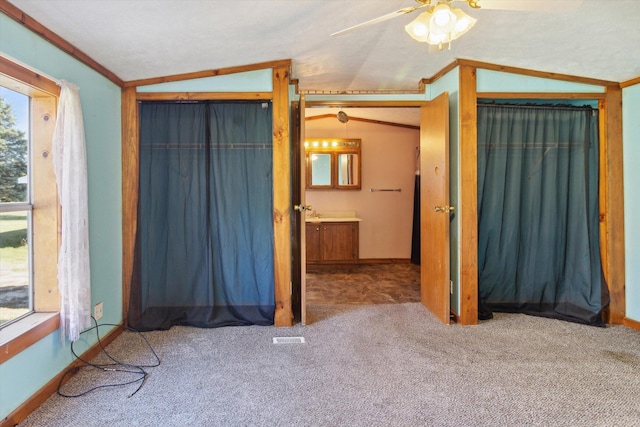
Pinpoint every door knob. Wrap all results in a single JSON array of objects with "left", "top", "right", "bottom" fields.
[
  {"left": 434, "top": 205, "right": 455, "bottom": 213},
  {"left": 294, "top": 204, "right": 312, "bottom": 212}
]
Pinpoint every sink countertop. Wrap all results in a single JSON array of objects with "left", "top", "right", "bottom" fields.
[
  {"left": 306, "top": 216, "right": 362, "bottom": 223},
  {"left": 305, "top": 210, "right": 361, "bottom": 222}
]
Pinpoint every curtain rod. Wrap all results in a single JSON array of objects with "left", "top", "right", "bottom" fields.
[
  {"left": 141, "top": 143, "right": 272, "bottom": 150},
  {"left": 139, "top": 100, "right": 272, "bottom": 105},
  {"left": 477, "top": 102, "right": 597, "bottom": 112},
  {"left": 479, "top": 142, "right": 587, "bottom": 148}
]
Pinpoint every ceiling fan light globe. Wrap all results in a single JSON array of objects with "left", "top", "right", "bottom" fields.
[
  {"left": 405, "top": 4, "right": 476, "bottom": 46},
  {"left": 405, "top": 11, "right": 434, "bottom": 42},
  {"left": 413, "top": 23, "right": 428, "bottom": 37},
  {"left": 451, "top": 8, "right": 476, "bottom": 37},
  {"left": 433, "top": 3, "right": 454, "bottom": 27},
  {"left": 454, "top": 18, "right": 470, "bottom": 33}
]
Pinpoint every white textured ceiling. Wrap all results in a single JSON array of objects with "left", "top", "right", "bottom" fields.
[{"left": 7, "top": 0, "right": 640, "bottom": 92}]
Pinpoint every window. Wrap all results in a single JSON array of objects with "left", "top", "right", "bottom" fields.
[
  {"left": 0, "top": 57, "right": 60, "bottom": 361},
  {"left": 0, "top": 87, "right": 31, "bottom": 327}
]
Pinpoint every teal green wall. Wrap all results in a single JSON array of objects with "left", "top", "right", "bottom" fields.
[
  {"left": 0, "top": 13, "right": 122, "bottom": 418},
  {"left": 136, "top": 69, "right": 272, "bottom": 92},
  {"left": 429, "top": 67, "right": 461, "bottom": 314},
  {"left": 477, "top": 70, "right": 606, "bottom": 93},
  {"left": 623, "top": 84, "right": 640, "bottom": 322}
]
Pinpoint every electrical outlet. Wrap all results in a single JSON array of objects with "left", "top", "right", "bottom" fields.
[{"left": 94, "top": 302, "right": 103, "bottom": 321}]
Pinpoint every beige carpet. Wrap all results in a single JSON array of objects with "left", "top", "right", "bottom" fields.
[{"left": 18, "top": 302, "right": 640, "bottom": 427}]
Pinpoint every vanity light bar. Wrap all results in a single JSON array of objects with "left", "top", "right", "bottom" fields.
[{"left": 304, "top": 139, "right": 360, "bottom": 148}]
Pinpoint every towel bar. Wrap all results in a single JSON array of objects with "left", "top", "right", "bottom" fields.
[{"left": 369, "top": 188, "right": 401, "bottom": 192}]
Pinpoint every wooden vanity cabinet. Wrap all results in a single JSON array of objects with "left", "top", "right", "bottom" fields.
[
  {"left": 305, "top": 221, "right": 359, "bottom": 265},
  {"left": 305, "top": 222, "right": 322, "bottom": 262}
]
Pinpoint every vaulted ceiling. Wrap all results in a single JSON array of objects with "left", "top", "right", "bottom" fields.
[{"left": 6, "top": 0, "right": 640, "bottom": 93}]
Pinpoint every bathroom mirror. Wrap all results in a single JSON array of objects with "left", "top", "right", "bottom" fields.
[
  {"left": 337, "top": 153, "right": 359, "bottom": 187},
  {"left": 305, "top": 138, "right": 361, "bottom": 190},
  {"left": 310, "top": 153, "right": 332, "bottom": 187}
]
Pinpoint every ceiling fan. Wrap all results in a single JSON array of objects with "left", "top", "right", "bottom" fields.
[{"left": 331, "top": 0, "right": 583, "bottom": 50}]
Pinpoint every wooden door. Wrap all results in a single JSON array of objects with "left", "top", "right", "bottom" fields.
[{"left": 420, "top": 92, "right": 451, "bottom": 325}]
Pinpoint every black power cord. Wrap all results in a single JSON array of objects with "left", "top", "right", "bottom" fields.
[{"left": 57, "top": 316, "right": 161, "bottom": 398}]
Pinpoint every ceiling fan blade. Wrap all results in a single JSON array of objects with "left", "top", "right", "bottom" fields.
[
  {"left": 476, "top": 0, "right": 583, "bottom": 12},
  {"left": 330, "top": 4, "right": 429, "bottom": 37}
]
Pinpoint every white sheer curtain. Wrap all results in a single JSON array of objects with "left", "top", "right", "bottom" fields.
[{"left": 53, "top": 81, "right": 91, "bottom": 342}]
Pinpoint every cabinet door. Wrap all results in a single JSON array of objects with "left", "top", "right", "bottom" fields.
[
  {"left": 321, "top": 223, "right": 357, "bottom": 262},
  {"left": 305, "top": 223, "right": 321, "bottom": 262}
]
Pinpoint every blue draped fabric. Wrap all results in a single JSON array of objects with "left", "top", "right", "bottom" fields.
[
  {"left": 477, "top": 103, "right": 608, "bottom": 326},
  {"left": 129, "top": 101, "right": 274, "bottom": 330}
]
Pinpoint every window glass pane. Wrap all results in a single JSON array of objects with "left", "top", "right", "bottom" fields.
[
  {"left": 0, "top": 211, "right": 31, "bottom": 326},
  {"left": 0, "top": 87, "right": 30, "bottom": 203},
  {"left": 1, "top": 85, "right": 32, "bottom": 327}
]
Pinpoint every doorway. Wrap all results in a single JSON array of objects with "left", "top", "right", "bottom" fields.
[
  {"left": 293, "top": 96, "right": 449, "bottom": 324},
  {"left": 302, "top": 106, "right": 420, "bottom": 320}
]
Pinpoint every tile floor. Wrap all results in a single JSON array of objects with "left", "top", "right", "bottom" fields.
[{"left": 305, "top": 262, "right": 421, "bottom": 305}]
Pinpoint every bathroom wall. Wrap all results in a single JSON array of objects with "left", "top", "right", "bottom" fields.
[{"left": 305, "top": 115, "right": 419, "bottom": 260}]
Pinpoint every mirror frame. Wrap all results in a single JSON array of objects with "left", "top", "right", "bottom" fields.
[{"left": 305, "top": 138, "right": 361, "bottom": 190}]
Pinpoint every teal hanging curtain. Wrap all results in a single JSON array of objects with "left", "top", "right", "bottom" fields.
[
  {"left": 477, "top": 103, "right": 609, "bottom": 326},
  {"left": 129, "top": 101, "right": 274, "bottom": 330}
]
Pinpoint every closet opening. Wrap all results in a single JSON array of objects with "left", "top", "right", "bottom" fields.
[{"left": 476, "top": 100, "right": 609, "bottom": 326}]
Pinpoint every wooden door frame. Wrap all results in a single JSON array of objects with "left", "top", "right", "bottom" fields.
[
  {"left": 121, "top": 63, "right": 294, "bottom": 327},
  {"left": 458, "top": 63, "right": 625, "bottom": 325}
]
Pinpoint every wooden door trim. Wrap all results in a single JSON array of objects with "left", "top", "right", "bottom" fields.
[
  {"left": 458, "top": 65, "right": 479, "bottom": 325},
  {"left": 600, "top": 87, "right": 625, "bottom": 323},
  {"left": 121, "top": 86, "right": 138, "bottom": 325},
  {"left": 272, "top": 65, "right": 293, "bottom": 326}
]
